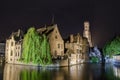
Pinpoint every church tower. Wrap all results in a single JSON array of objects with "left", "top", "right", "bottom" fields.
[{"left": 83, "top": 21, "right": 93, "bottom": 47}]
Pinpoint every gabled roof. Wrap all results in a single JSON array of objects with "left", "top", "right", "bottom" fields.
[{"left": 37, "top": 24, "right": 57, "bottom": 37}]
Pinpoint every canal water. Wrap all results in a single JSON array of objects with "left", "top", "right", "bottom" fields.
[{"left": 0, "top": 63, "right": 120, "bottom": 80}]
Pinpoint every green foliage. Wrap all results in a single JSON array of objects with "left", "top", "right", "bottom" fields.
[
  {"left": 20, "top": 69, "right": 52, "bottom": 80},
  {"left": 91, "top": 56, "right": 99, "bottom": 63},
  {"left": 39, "top": 34, "right": 52, "bottom": 65},
  {"left": 103, "top": 36, "right": 120, "bottom": 57},
  {"left": 21, "top": 27, "right": 52, "bottom": 65}
]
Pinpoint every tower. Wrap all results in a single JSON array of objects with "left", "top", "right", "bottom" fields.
[{"left": 83, "top": 21, "right": 93, "bottom": 47}]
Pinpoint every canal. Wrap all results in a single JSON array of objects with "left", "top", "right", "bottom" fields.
[{"left": 0, "top": 63, "right": 120, "bottom": 80}]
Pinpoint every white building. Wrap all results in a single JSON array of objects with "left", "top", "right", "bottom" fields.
[{"left": 5, "top": 29, "right": 23, "bottom": 63}]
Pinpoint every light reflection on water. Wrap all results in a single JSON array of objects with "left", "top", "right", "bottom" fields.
[
  {"left": 2, "top": 63, "right": 120, "bottom": 80},
  {"left": 113, "top": 64, "right": 120, "bottom": 79}
]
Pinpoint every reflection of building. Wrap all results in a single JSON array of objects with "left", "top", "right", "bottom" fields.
[
  {"left": 83, "top": 21, "right": 93, "bottom": 47},
  {"left": 3, "top": 64, "right": 21, "bottom": 80},
  {"left": 65, "top": 33, "right": 89, "bottom": 63},
  {"left": 69, "top": 64, "right": 85, "bottom": 80},
  {"left": 37, "top": 24, "right": 64, "bottom": 58},
  {"left": 113, "top": 66, "right": 120, "bottom": 78},
  {"left": 3, "top": 64, "right": 86, "bottom": 80},
  {"left": 5, "top": 29, "right": 23, "bottom": 63}
]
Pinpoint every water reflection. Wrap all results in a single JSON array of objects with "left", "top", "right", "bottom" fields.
[
  {"left": 3, "top": 63, "right": 120, "bottom": 80},
  {"left": 3, "top": 64, "right": 102, "bottom": 80},
  {"left": 113, "top": 65, "right": 120, "bottom": 79}
]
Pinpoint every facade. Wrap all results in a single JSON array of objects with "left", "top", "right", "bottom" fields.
[
  {"left": 37, "top": 24, "right": 64, "bottom": 58},
  {"left": 83, "top": 21, "right": 93, "bottom": 47},
  {"left": 5, "top": 29, "right": 23, "bottom": 63},
  {"left": 65, "top": 33, "right": 89, "bottom": 63}
]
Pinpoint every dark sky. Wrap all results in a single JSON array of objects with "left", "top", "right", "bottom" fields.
[{"left": 0, "top": 0, "right": 120, "bottom": 48}]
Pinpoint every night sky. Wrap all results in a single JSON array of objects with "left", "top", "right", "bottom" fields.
[{"left": 0, "top": 0, "right": 120, "bottom": 48}]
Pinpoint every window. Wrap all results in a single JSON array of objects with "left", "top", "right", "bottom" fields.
[
  {"left": 11, "top": 50, "right": 13, "bottom": 56},
  {"left": 10, "top": 58, "right": 12, "bottom": 61},
  {"left": 55, "top": 36, "right": 57, "bottom": 39},
  {"left": 11, "top": 42, "right": 13, "bottom": 46},
  {"left": 54, "top": 50, "right": 57, "bottom": 56},
  {"left": 58, "top": 44, "right": 60, "bottom": 48}
]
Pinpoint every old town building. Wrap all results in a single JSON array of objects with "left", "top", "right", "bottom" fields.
[
  {"left": 5, "top": 29, "right": 23, "bottom": 63},
  {"left": 65, "top": 33, "right": 89, "bottom": 63},
  {"left": 37, "top": 24, "right": 64, "bottom": 58},
  {"left": 5, "top": 21, "right": 92, "bottom": 65}
]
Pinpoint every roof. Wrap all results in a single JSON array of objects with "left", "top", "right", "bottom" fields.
[
  {"left": 37, "top": 24, "right": 57, "bottom": 37},
  {"left": 9, "top": 29, "right": 24, "bottom": 41}
]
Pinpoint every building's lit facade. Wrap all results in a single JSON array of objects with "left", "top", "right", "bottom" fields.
[
  {"left": 5, "top": 29, "right": 23, "bottom": 63},
  {"left": 37, "top": 24, "right": 64, "bottom": 58}
]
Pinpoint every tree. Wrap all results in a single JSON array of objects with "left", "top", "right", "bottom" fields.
[
  {"left": 103, "top": 36, "right": 120, "bottom": 57},
  {"left": 21, "top": 27, "right": 52, "bottom": 65}
]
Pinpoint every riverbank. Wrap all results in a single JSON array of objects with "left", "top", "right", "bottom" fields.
[{"left": 6, "top": 59, "right": 87, "bottom": 68}]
